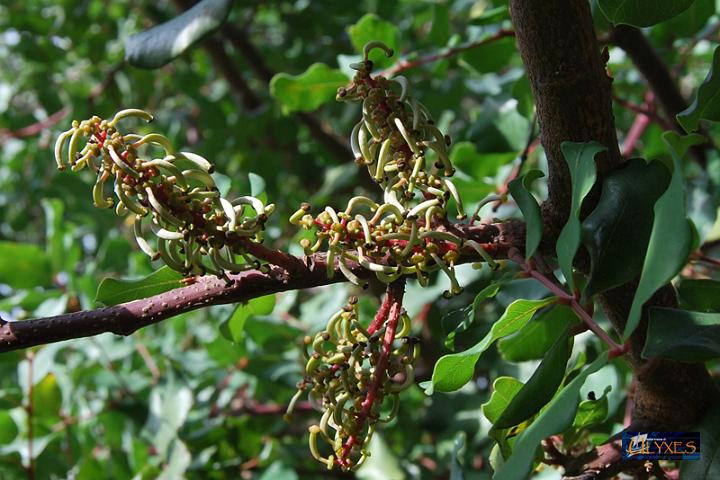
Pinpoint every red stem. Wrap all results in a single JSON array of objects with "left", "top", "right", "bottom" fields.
[
  {"left": 339, "top": 280, "right": 405, "bottom": 467},
  {"left": 621, "top": 92, "right": 654, "bottom": 157},
  {"left": 509, "top": 249, "right": 623, "bottom": 354},
  {"left": 381, "top": 29, "right": 515, "bottom": 77}
]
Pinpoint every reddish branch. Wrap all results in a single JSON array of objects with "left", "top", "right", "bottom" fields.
[
  {"left": 338, "top": 280, "right": 405, "bottom": 467},
  {"left": 0, "top": 108, "right": 69, "bottom": 141},
  {"left": 508, "top": 248, "right": 624, "bottom": 355},
  {"left": 0, "top": 221, "right": 523, "bottom": 353},
  {"left": 621, "top": 93, "right": 654, "bottom": 157},
  {"left": 381, "top": 29, "right": 515, "bottom": 77}
]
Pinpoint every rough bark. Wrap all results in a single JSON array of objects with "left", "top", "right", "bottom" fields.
[
  {"left": 0, "top": 221, "right": 523, "bottom": 352},
  {"left": 509, "top": 0, "right": 623, "bottom": 242},
  {"left": 509, "top": 0, "right": 717, "bottom": 444}
]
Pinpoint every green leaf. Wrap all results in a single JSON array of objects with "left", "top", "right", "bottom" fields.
[
  {"left": 494, "top": 331, "right": 572, "bottom": 429},
  {"left": 125, "top": 0, "right": 233, "bottom": 69},
  {"left": 499, "top": 305, "right": 578, "bottom": 362},
  {"left": 460, "top": 36, "right": 516, "bottom": 74},
  {"left": 482, "top": 377, "right": 524, "bottom": 424},
  {"left": 95, "top": 266, "right": 183, "bottom": 306},
  {"left": 643, "top": 307, "right": 720, "bottom": 361},
  {"left": 270, "top": 63, "right": 349, "bottom": 113},
  {"left": 678, "top": 45, "right": 720, "bottom": 132},
  {"left": 0, "top": 241, "right": 53, "bottom": 289},
  {"left": 507, "top": 170, "right": 544, "bottom": 259},
  {"left": 430, "top": 297, "right": 556, "bottom": 393},
  {"left": 681, "top": 402, "right": 720, "bottom": 479},
  {"left": 41, "top": 199, "right": 65, "bottom": 274},
  {"left": 493, "top": 353, "right": 609, "bottom": 480},
  {"left": 0, "top": 410, "right": 18, "bottom": 444},
  {"left": 443, "top": 281, "right": 502, "bottom": 350},
  {"left": 581, "top": 158, "right": 671, "bottom": 297},
  {"left": 428, "top": 3, "right": 450, "bottom": 47},
  {"left": 248, "top": 172, "right": 266, "bottom": 197},
  {"left": 678, "top": 279, "right": 720, "bottom": 312},
  {"left": 556, "top": 141, "right": 606, "bottom": 291},
  {"left": 219, "top": 294, "right": 275, "bottom": 344},
  {"left": 598, "top": 0, "right": 694, "bottom": 27},
  {"left": 347, "top": 14, "right": 399, "bottom": 69},
  {"left": 624, "top": 133, "right": 700, "bottom": 339},
  {"left": 572, "top": 386, "right": 610, "bottom": 429}
]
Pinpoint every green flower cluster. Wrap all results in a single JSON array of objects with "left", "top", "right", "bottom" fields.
[{"left": 54, "top": 109, "right": 274, "bottom": 279}]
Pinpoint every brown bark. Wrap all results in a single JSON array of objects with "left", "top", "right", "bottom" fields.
[
  {"left": 509, "top": 0, "right": 623, "bottom": 242},
  {"left": 509, "top": 0, "right": 717, "bottom": 472},
  {"left": 0, "top": 221, "right": 522, "bottom": 352}
]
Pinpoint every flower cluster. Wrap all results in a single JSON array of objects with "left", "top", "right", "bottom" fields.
[
  {"left": 54, "top": 109, "right": 274, "bottom": 279},
  {"left": 287, "top": 294, "right": 418, "bottom": 470},
  {"left": 291, "top": 42, "right": 490, "bottom": 297}
]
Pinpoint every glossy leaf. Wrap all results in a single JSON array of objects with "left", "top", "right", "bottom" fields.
[
  {"left": 347, "top": 14, "right": 399, "bottom": 68},
  {"left": 624, "top": 133, "right": 700, "bottom": 339},
  {"left": 581, "top": 158, "right": 670, "bottom": 297},
  {"left": 494, "top": 353, "right": 609, "bottom": 480},
  {"left": 556, "top": 141, "right": 606, "bottom": 291},
  {"left": 0, "top": 241, "right": 53, "bottom": 289},
  {"left": 507, "top": 170, "right": 544, "bottom": 259},
  {"left": 598, "top": 0, "right": 694, "bottom": 27},
  {"left": 678, "top": 46, "right": 720, "bottom": 132},
  {"left": 482, "top": 377, "right": 524, "bottom": 424},
  {"left": 95, "top": 266, "right": 183, "bottom": 306},
  {"left": 270, "top": 63, "right": 349, "bottom": 113},
  {"left": 219, "top": 294, "right": 275, "bottom": 344},
  {"left": 643, "top": 307, "right": 720, "bottom": 361},
  {"left": 430, "top": 297, "right": 556, "bottom": 393},
  {"left": 573, "top": 386, "right": 610, "bottom": 429},
  {"left": 443, "top": 281, "right": 503, "bottom": 350},
  {"left": 125, "top": 0, "right": 233, "bottom": 69},
  {"left": 678, "top": 279, "right": 720, "bottom": 312},
  {"left": 460, "top": 37, "right": 516, "bottom": 74},
  {"left": 494, "top": 331, "right": 572, "bottom": 429},
  {"left": 499, "top": 305, "right": 578, "bottom": 362}
]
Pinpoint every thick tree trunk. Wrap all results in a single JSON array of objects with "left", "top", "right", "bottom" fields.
[{"left": 508, "top": 0, "right": 716, "bottom": 435}]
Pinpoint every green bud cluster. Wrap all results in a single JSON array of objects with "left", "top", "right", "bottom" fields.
[
  {"left": 54, "top": 109, "right": 275, "bottom": 279},
  {"left": 286, "top": 296, "right": 419, "bottom": 471}
]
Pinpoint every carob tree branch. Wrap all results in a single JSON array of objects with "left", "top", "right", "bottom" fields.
[
  {"left": 0, "top": 221, "right": 523, "bottom": 353},
  {"left": 509, "top": 1, "right": 718, "bottom": 478}
]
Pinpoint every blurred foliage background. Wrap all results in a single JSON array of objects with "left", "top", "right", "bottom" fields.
[{"left": 0, "top": 0, "right": 718, "bottom": 478}]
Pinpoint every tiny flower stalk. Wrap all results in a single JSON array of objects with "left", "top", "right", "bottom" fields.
[{"left": 54, "top": 109, "right": 274, "bottom": 280}]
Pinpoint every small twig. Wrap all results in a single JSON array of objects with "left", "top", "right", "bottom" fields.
[
  {"left": 612, "top": 94, "right": 674, "bottom": 130},
  {"left": 692, "top": 253, "right": 720, "bottom": 268},
  {"left": 621, "top": 92, "right": 654, "bottom": 157},
  {"left": 135, "top": 341, "right": 160, "bottom": 384},
  {"left": 508, "top": 248, "right": 624, "bottom": 355},
  {"left": 0, "top": 108, "right": 69, "bottom": 143},
  {"left": 381, "top": 29, "right": 515, "bottom": 77}
]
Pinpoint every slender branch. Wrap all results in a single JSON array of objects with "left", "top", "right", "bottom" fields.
[
  {"left": 508, "top": 248, "right": 623, "bottom": 354},
  {"left": 621, "top": 92, "right": 655, "bottom": 157},
  {"left": 0, "top": 108, "right": 69, "bottom": 142},
  {"left": 381, "top": 29, "right": 515, "bottom": 77},
  {"left": 202, "top": 36, "right": 262, "bottom": 110},
  {"left": 0, "top": 221, "right": 523, "bottom": 353}
]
